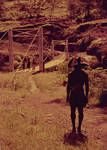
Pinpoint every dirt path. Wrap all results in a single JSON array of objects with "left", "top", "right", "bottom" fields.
[{"left": 21, "top": 88, "right": 107, "bottom": 150}]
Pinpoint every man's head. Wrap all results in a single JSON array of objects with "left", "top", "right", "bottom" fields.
[
  {"left": 74, "top": 57, "right": 82, "bottom": 70},
  {"left": 74, "top": 57, "right": 88, "bottom": 70}
]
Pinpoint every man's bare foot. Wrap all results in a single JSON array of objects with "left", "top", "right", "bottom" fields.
[{"left": 77, "top": 127, "right": 82, "bottom": 134}]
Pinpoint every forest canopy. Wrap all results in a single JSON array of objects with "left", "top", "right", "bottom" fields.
[{"left": 0, "top": 0, "right": 107, "bottom": 21}]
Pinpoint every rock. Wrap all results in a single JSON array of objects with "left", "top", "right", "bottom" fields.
[
  {"left": 100, "top": 90, "right": 107, "bottom": 106},
  {"left": 87, "top": 37, "right": 107, "bottom": 67},
  {"left": 77, "top": 35, "right": 93, "bottom": 52},
  {"left": 69, "top": 43, "right": 79, "bottom": 52},
  {"left": 87, "top": 38, "right": 103, "bottom": 55},
  {"left": 102, "top": 55, "right": 107, "bottom": 69},
  {"left": 77, "top": 24, "right": 94, "bottom": 33},
  {"left": 72, "top": 52, "right": 100, "bottom": 68},
  {"left": 54, "top": 44, "right": 65, "bottom": 51},
  {"left": 66, "top": 23, "right": 107, "bottom": 67}
]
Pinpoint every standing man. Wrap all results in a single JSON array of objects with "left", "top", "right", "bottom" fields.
[{"left": 66, "top": 57, "right": 89, "bottom": 134}]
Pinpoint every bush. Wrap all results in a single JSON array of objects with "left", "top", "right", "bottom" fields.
[
  {"left": 57, "top": 61, "right": 68, "bottom": 74},
  {"left": 87, "top": 68, "right": 107, "bottom": 105},
  {"left": 100, "top": 90, "right": 107, "bottom": 106},
  {"left": 0, "top": 72, "right": 30, "bottom": 91}
]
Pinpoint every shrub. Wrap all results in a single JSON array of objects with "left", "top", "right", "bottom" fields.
[
  {"left": 100, "top": 90, "right": 107, "bottom": 106},
  {"left": 0, "top": 72, "right": 30, "bottom": 91},
  {"left": 87, "top": 68, "right": 107, "bottom": 105},
  {"left": 57, "top": 61, "right": 68, "bottom": 74}
]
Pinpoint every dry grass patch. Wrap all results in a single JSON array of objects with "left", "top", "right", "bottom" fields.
[
  {"left": 32, "top": 71, "right": 66, "bottom": 99},
  {"left": 0, "top": 71, "right": 105, "bottom": 149},
  {"left": 0, "top": 104, "right": 40, "bottom": 150},
  {"left": 0, "top": 72, "right": 31, "bottom": 91}
]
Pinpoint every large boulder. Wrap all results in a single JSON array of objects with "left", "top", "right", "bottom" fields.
[
  {"left": 87, "top": 38, "right": 104, "bottom": 55},
  {"left": 77, "top": 35, "right": 93, "bottom": 52},
  {"left": 102, "top": 55, "right": 107, "bottom": 69},
  {"left": 70, "top": 52, "right": 100, "bottom": 68}
]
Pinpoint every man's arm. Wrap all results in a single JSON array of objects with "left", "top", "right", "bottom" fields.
[
  {"left": 85, "top": 74, "right": 89, "bottom": 103},
  {"left": 66, "top": 75, "right": 70, "bottom": 103}
]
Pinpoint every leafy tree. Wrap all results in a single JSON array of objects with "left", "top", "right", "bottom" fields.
[
  {"left": 0, "top": 2, "right": 4, "bottom": 18},
  {"left": 18, "top": 0, "right": 50, "bottom": 18},
  {"left": 68, "top": 0, "right": 106, "bottom": 21},
  {"left": 95, "top": 0, "right": 107, "bottom": 17},
  {"left": 81, "top": 0, "right": 92, "bottom": 21},
  {"left": 102, "top": 0, "right": 107, "bottom": 10},
  {"left": 68, "top": 0, "right": 84, "bottom": 19}
]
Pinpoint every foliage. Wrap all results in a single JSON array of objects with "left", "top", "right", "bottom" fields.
[
  {"left": 87, "top": 68, "right": 107, "bottom": 105},
  {"left": 33, "top": 71, "right": 66, "bottom": 98},
  {"left": 0, "top": 72, "right": 31, "bottom": 91},
  {"left": 68, "top": 0, "right": 107, "bottom": 21},
  {"left": 57, "top": 61, "right": 68, "bottom": 74},
  {"left": 0, "top": 2, "right": 5, "bottom": 18},
  {"left": 0, "top": 0, "right": 106, "bottom": 21}
]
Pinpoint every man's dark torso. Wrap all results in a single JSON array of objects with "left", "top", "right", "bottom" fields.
[{"left": 68, "top": 69, "right": 88, "bottom": 106}]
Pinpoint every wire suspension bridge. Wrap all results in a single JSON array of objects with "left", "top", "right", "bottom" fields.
[{"left": 0, "top": 26, "right": 70, "bottom": 74}]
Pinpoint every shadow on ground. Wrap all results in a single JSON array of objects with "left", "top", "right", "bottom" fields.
[
  {"left": 43, "top": 98, "right": 65, "bottom": 105},
  {"left": 89, "top": 104, "right": 107, "bottom": 114},
  {"left": 64, "top": 131, "right": 88, "bottom": 146}
]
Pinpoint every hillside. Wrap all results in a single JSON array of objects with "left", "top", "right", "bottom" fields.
[
  {"left": 0, "top": 1, "right": 107, "bottom": 149},
  {"left": 0, "top": 18, "right": 107, "bottom": 71},
  {"left": 0, "top": 70, "right": 106, "bottom": 150}
]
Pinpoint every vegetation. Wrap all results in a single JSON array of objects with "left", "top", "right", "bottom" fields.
[
  {"left": 0, "top": 69, "right": 106, "bottom": 149},
  {"left": 0, "top": 66, "right": 106, "bottom": 106},
  {"left": 0, "top": 1, "right": 106, "bottom": 149},
  {"left": 33, "top": 71, "right": 66, "bottom": 98},
  {"left": 68, "top": 0, "right": 107, "bottom": 21},
  {"left": 0, "top": 0, "right": 107, "bottom": 21},
  {"left": 32, "top": 65, "right": 107, "bottom": 106}
]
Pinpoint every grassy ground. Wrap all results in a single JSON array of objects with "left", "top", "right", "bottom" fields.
[
  {"left": 32, "top": 71, "right": 66, "bottom": 99},
  {"left": 0, "top": 70, "right": 106, "bottom": 149},
  {"left": 33, "top": 68, "right": 107, "bottom": 105}
]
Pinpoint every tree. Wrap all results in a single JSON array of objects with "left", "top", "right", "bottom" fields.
[
  {"left": 96, "top": 0, "right": 107, "bottom": 18},
  {"left": 20, "top": 0, "right": 60, "bottom": 19},
  {"left": 0, "top": 2, "right": 4, "bottom": 18},
  {"left": 102, "top": 0, "right": 107, "bottom": 11},
  {"left": 67, "top": 0, "right": 84, "bottom": 20},
  {"left": 45, "top": 0, "right": 60, "bottom": 20},
  {"left": 82, "top": 0, "right": 92, "bottom": 21},
  {"left": 18, "top": 0, "right": 48, "bottom": 18}
]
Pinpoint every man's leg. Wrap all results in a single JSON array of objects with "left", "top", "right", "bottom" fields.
[
  {"left": 70, "top": 105, "right": 76, "bottom": 132},
  {"left": 77, "top": 106, "right": 84, "bottom": 133}
]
